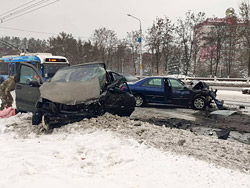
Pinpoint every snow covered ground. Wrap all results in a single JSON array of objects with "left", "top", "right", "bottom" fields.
[{"left": 0, "top": 91, "right": 250, "bottom": 188}]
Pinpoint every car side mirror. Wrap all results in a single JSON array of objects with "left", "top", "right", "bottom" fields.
[{"left": 29, "top": 80, "right": 40, "bottom": 87}]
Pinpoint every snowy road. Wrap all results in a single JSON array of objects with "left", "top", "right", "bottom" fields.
[{"left": 217, "top": 90, "right": 250, "bottom": 112}]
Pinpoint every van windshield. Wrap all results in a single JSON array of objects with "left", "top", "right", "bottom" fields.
[
  {"left": 43, "top": 63, "right": 69, "bottom": 78},
  {"left": 51, "top": 64, "right": 106, "bottom": 88}
]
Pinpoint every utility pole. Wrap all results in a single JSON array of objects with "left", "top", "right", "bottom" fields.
[{"left": 127, "top": 14, "right": 143, "bottom": 79}]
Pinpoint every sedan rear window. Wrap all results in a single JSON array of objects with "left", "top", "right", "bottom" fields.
[{"left": 142, "top": 78, "right": 162, "bottom": 88}]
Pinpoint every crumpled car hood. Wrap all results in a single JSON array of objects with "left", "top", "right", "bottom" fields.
[
  {"left": 190, "top": 80, "right": 209, "bottom": 90},
  {"left": 40, "top": 77, "right": 101, "bottom": 105}
]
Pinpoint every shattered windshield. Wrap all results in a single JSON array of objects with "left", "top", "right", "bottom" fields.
[{"left": 51, "top": 64, "right": 106, "bottom": 88}]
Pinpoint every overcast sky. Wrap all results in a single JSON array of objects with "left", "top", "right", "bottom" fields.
[{"left": 0, "top": 0, "right": 243, "bottom": 40}]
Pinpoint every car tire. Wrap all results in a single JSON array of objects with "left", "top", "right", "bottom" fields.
[
  {"left": 192, "top": 96, "right": 207, "bottom": 110},
  {"left": 116, "top": 107, "right": 135, "bottom": 117},
  {"left": 134, "top": 94, "right": 145, "bottom": 107}
]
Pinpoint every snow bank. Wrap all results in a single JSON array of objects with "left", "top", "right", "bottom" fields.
[{"left": 0, "top": 113, "right": 250, "bottom": 188}]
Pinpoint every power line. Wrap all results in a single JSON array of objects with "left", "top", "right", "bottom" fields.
[
  {"left": 0, "top": 0, "right": 60, "bottom": 24},
  {"left": 0, "top": 0, "right": 36, "bottom": 17},
  {"left": 0, "top": 0, "right": 51, "bottom": 21},
  {"left": 0, "top": 26, "right": 56, "bottom": 35},
  {"left": 0, "top": 39, "right": 22, "bottom": 52},
  {"left": 0, "top": 26, "right": 90, "bottom": 39},
  {"left": 0, "top": 0, "right": 89, "bottom": 39}
]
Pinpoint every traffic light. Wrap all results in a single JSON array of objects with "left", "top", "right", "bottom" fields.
[{"left": 227, "top": 18, "right": 232, "bottom": 24}]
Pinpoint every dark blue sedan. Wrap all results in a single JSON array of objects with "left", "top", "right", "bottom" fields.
[{"left": 123, "top": 76, "right": 220, "bottom": 110}]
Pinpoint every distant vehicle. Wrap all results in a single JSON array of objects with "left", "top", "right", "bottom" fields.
[
  {"left": 109, "top": 72, "right": 139, "bottom": 84},
  {"left": 123, "top": 74, "right": 139, "bottom": 83},
  {"left": 15, "top": 62, "right": 135, "bottom": 129},
  {"left": 123, "top": 76, "right": 223, "bottom": 110},
  {"left": 0, "top": 53, "right": 69, "bottom": 83}
]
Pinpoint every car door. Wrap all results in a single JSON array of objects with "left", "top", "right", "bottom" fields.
[
  {"left": 167, "top": 78, "right": 191, "bottom": 105},
  {"left": 15, "top": 63, "right": 44, "bottom": 112},
  {"left": 141, "top": 78, "right": 165, "bottom": 103}
]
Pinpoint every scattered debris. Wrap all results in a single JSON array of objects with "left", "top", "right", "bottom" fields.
[
  {"left": 210, "top": 110, "right": 237, "bottom": 116},
  {"left": 242, "top": 88, "right": 250, "bottom": 94},
  {"left": 215, "top": 129, "right": 231, "bottom": 140},
  {"left": 239, "top": 105, "right": 245, "bottom": 109},
  {"left": 209, "top": 131, "right": 213, "bottom": 136}
]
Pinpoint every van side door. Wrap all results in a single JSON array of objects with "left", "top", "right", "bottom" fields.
[{"left": 15, "top": 63, "right": 44, "bottom": 112}]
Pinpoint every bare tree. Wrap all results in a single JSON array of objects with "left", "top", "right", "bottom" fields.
[
  {"left": 48, "top": 32, "right": 78, "bottom": 64},
  {"left": 146, "top": 16, "right": 174, "bottom": 75},
  {"left": 91, "top": 27, "right": 118, "bottom": 68},
  {"left": 223, "top": 17, "right": 240, "bottom": 77},
  {"left": 176, "top": 11, "right": 206, "bottom": 76},
  {"left": 146, "top": 17, "right": 162, "bottom": 75},
  {"left": 239, "top": 1, "right": 250, "bottom": 78},
  {"left": 202, "top": 24, "right": 226, "bottom": 77}
]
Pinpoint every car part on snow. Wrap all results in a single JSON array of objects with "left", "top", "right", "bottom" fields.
[
  {"left": 242, "top": 88, "right": 250, "bottom": 94},
  {"left": 215, "top": 129, "right": 231, "bottom": 140},
  {"left": 209, "top": 89, "right": 224, "bottom": 110},
  {"left": 210, "top": 110, "right": 237, "bottom": 116}
]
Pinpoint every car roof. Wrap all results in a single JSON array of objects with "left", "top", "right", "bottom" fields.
[
  {"left": 141, "top": 76, "right": 177, "bottom": 79},
  {"left": 61, "top": 61, "right": 106, "bottom": 70}
]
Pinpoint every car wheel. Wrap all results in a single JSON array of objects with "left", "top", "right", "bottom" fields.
[
  {"left": 135, "top": 94, "right": 145, "bottom": 107},
  {"left": 42, "top": 115, "right": 50, "bottom": 130},
  {"left": 192, "top": 96, "right": 207, "bottom": 110}
]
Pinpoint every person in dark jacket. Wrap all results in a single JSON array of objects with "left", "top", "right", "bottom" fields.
[{"left": 0, "top": 76, "right": 16, "bottom": 110}]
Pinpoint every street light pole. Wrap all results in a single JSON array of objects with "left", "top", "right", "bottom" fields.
[{"left": 127, "top": 14, "right": 143, "bottom": 79}]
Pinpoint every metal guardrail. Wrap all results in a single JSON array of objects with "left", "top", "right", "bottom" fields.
[
  {"left": 135, "top": 76, "right": 250, "bottom": 87},
  {"left": 183, "top": 77, "right": 248, "bottom": 82},
  {"left": 136, "top": 76, "right": 249, "bottom": 83}
]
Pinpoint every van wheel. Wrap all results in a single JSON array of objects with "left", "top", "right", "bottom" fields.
[
  {"left": 32, "top": 109, "right": 42, "bottom": 125},
  {"left": 134, "top": 94, "right": 145, "bottom": 107},
  {"left": 42, "top": 115, "right": 50, "bottom": 130},
  {"left": 192, "top": 96, "right": 207, "bottom": 110}
]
